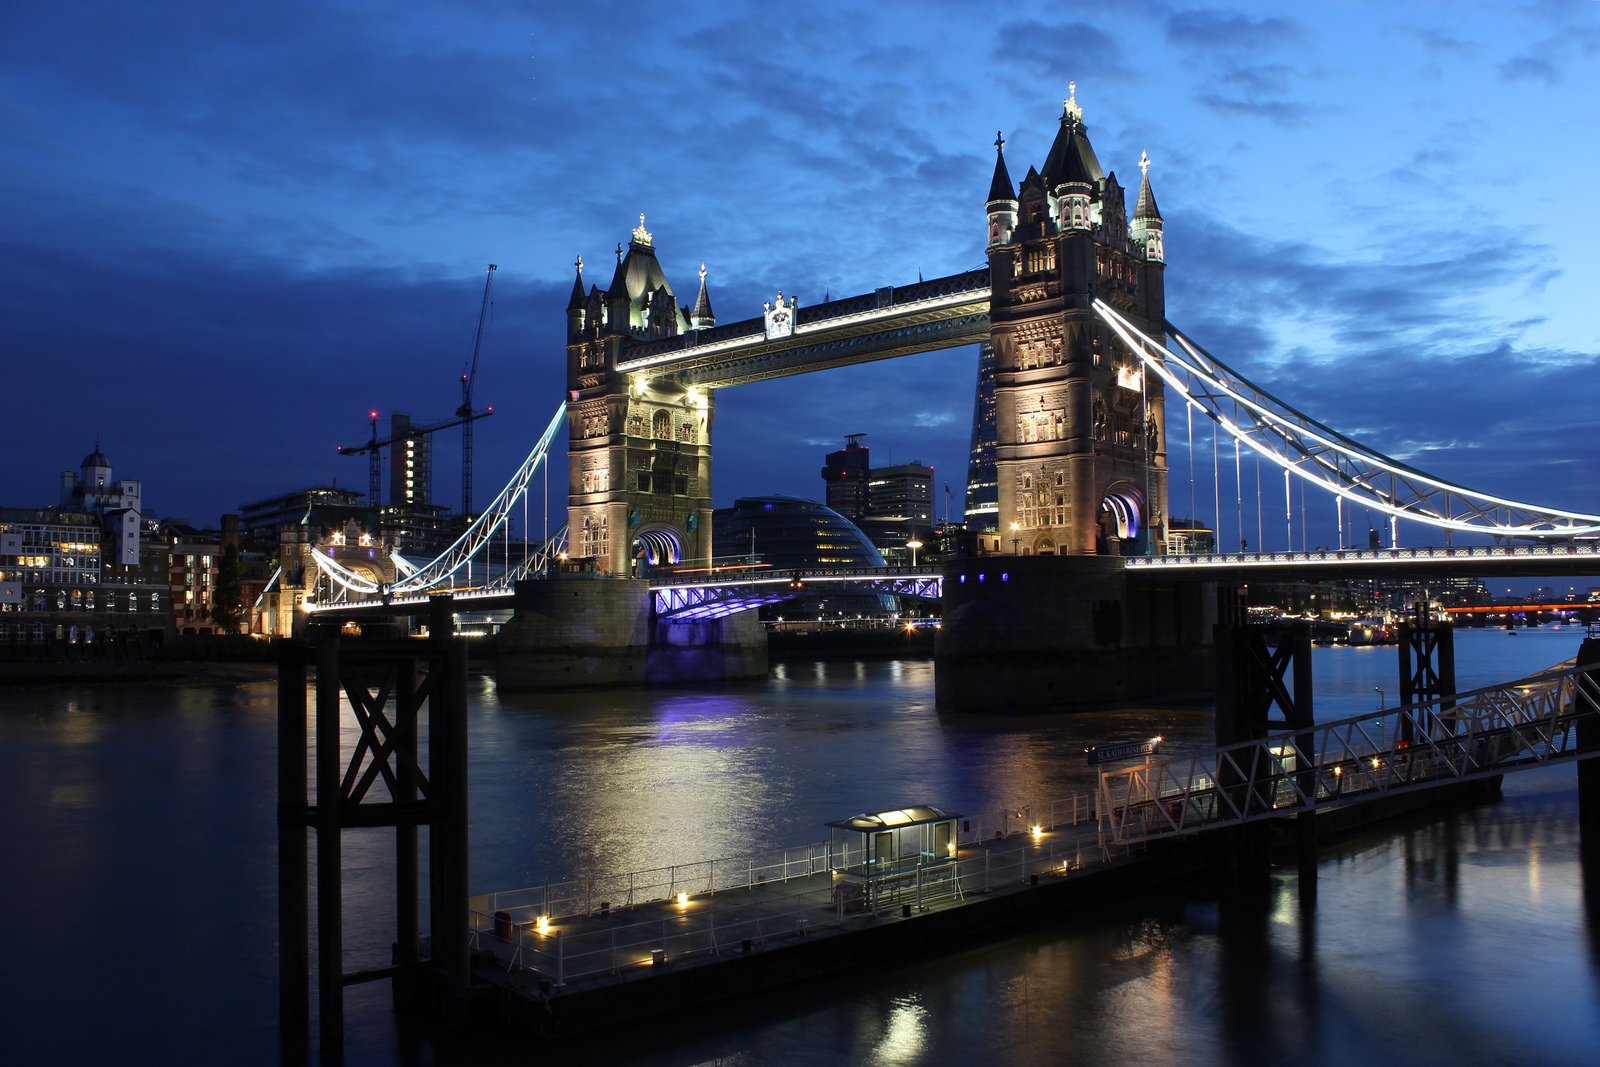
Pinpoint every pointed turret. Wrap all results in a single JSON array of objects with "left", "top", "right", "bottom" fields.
[
  {"left": 1040, "top": 82, "right": 1104, "bottom": 188},
  {"left": 567, "top": 256, "right": 585, "bottom": 310},
  {"left": 566, "top": 255, "right": 587, "bottom": 341},
  {"left": 1131, "top": 151, "right": 1165, "bottom": 264},
  {"left": 691, "top": 263, "right": 715, "bottom": 330},
  {"left": 1045, "top": 84, "right": 1097, "bottom": 234},
  {"left": 986, "top": 132, "right": 1019, "bottom": 250}
]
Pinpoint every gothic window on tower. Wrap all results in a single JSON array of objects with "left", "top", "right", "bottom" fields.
[
  {"left": 652, "top": 410, "right": 671, "bottom": 439},
  {"left": 676, "top": 422, "right": 693, "bottom": 443},
  {"left": 1022, "top": 473, "right": 1033, "bottom": 491}
]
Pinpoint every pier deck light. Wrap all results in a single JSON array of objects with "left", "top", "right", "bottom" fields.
[
  {"left": 676, "top": 891, "right": 689, "bottom": 908},
  {"left": 535, "top": 915, "right": 550, "bottom": 935}
]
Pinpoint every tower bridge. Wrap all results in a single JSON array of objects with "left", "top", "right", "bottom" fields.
[{"left": 286, "top": 88, "right": 1600, "bottom": 710}]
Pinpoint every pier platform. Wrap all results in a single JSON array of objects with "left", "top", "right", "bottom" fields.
[
  {"left": 465, "top": 797, "right": 1175, "bottom": 1039},
  {"left": 462, "top": 772, "right": 1509, "bottom": 1040}
]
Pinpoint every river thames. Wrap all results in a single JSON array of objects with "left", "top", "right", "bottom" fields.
[{"left": 3, "top": 626, "right": 1597, "bottom": 1064}]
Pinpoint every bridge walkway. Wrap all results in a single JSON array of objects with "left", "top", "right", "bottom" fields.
[{"left": 1097, "top": 658, "right": 1600, "bottom": 845}]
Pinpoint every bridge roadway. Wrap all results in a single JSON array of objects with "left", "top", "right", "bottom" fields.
[
  {"left": 306, "top": 543, "right": 1600, "bottom": 619},
  {"left": 1122, "top": 540, "right": 1600, "bottom": 581}
]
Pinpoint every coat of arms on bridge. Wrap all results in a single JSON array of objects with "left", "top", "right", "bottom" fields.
[{"left": 763, "top": 291, "right": 796, "bottom": 340}]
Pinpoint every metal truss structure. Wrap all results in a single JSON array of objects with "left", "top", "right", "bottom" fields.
[
  {"left": 651, "top": 568, "right": 943, "bottom": 621},
  {"left": 1097, "top": 658, "right": 1600, "bottom": 845},
  {"left": 617, "top": 269, "right": 991, "bottom": 388},
  {"left": 1094, "top": 300, "right": 1600, "bottom": 541}
]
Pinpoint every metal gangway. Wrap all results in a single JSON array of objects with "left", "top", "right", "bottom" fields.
[{"left": 1097, "top": 658, "right": 1600, "bottom": 845}]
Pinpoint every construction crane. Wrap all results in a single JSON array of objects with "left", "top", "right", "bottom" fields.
[
  {"left": 338, "top": 406, "right": 493, "bottom": 509},
  {"left": 457, "top": 263, "right": 496, "bottom": 518}
]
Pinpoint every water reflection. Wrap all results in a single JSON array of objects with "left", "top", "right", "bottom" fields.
[{"left": 2, "top": 627, "right": 1597, "bottom": 1065}]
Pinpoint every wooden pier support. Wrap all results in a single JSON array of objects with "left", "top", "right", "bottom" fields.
[
  {"left": 277, "top": 596, "right": 470, "bottom": 1060},
  {"left": 1214, "top": 615, "right": 1317, "bottom": 900}
]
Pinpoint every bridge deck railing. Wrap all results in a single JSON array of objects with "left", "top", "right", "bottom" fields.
[
  {"left": 1128, "top": 543, "right": 1600, "bottom": 569},
  {"left": 1097, "top": 660, "right": 1598, "bottom": 844}
]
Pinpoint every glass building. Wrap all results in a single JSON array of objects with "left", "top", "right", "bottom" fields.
[
  {"left": 711, "top": 495, "right": 892, "bottom": 620},
  {"left": 712, "top": 495, "right": 886, "bottom": 569},
  {"left": 963, "top": 341, "right": 998, "bottom": 531}
]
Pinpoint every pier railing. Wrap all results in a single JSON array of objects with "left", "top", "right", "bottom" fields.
[
  {"left": 477, "top": 794, "right": 1095, "bottom": 926},
  {"left": 1096, "top": 659, "right": 1600, "bottom": 844},
  {"left": 470, "top": 816, "right": 1137, "bottom": 990}
]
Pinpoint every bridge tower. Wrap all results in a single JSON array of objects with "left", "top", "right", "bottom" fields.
[
  {"left": 986, "top": 87, "right": 1170, "bottom": 556},
  {"left": 565, "top": 217, "right": 715, "bottom": 576}
]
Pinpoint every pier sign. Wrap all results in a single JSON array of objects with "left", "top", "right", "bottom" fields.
[{"left": 1085, "top": 736, "right": 1161, "bottom": 766}]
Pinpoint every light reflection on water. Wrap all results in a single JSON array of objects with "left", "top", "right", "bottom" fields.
[{"left": 1, "top": 626, "right": 1597, "bottom": 1064}]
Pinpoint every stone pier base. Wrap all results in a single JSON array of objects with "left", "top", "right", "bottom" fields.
[
  {"left": 496, "top": 576, "right": 767, "bottom": 689},
  {"left": 935, "top": 556, "right": 1213, "bottom": 713}
]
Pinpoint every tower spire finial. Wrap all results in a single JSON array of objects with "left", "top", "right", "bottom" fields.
[
  {"left": 1139, "top": 150, "right": 1150, "bottom": 177},
  {"left": 575, "top": 254, "right": 583, "bottom": 274},
  {"left": 994, "top": 130, "right": 1005, "bottom": 152},
  {"left": 632, "top": 212, "right": 653, "bottom": 246},
  {"left": 1063, "top": 80, "right": 1083, "bottom": 124}
]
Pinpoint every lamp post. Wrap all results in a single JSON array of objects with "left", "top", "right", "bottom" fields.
[
  {"left": 1374, "top": 686, "right": 1384, "bottom": 710},
  {"left": 1010, "top": 522, "right": 1021, "bottom": 555},
  {"left": 906, "top": 539, "right": 923, "bottom": 568}
]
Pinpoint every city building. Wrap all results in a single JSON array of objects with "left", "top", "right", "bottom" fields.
[
  {"left": 866, "top": 461, "right": 934, "bottom": 525},
  {"left": 963, "top": 341, "right": 998, "bottom": 531},
  {"left": 388, "top": 412, "right": 433, "bottom": 507},
  {"left": 162, "top": 521, "right": 220, "bottom": 634},
  {"left": 1165, "top": 519, "right": 1214, "bottom": 554},
  {"left": 818, "top": 439, "right": 937, "bottom": 564},
  {"left": 820, "top": 434, "right": 871, "bottom": 520},
  {"left": 58, "top": 442, "right": 142, "bottom": 565},
  {"left": 238, "top": 485, "right": 366, "bottom": 554},
  {"left": 710, "top": 494, "right": 892, "bottom": 621}
]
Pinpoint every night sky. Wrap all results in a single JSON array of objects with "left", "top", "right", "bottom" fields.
[{"left": 4, "top": 1, "right": 1598, "bottom": 551}]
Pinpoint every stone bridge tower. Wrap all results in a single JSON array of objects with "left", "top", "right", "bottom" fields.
[
  {"left": 565, "top": 217, "right": 716, "bottom": 576},
  {"left": 986, "top": 86, "right": 1170, "bottom": 556}
]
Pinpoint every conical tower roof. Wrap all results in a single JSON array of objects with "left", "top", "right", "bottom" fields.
[
  {"left": 692, "top": 264, "right": 715, "bottom": 327},
  {"left": 1040, "top": 84, "right": 1103, "bottom": 188},
  {"left": 1134, "top": 151, "right": 1163, "bottom": 221},
  {"left": 567, "top": 257, "right": 586, "bottom": 310},
  {"left": 987, "top": 132, "right": 1016, "bottom": 203}
]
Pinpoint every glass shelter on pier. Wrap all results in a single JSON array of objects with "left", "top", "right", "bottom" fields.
[{"left": 827, "top": 806, "right": 962, "bottom": 913}]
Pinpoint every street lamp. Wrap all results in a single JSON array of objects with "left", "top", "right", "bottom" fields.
[
  {"left": 1374, "top": 686, "right": 1384, "bottom": 710},
  {"left": 1010, "top": 522, "right": 1021, "bottom": 555},
  {"left": 907, "top": 539, "right": 923, "bottom": 568}
]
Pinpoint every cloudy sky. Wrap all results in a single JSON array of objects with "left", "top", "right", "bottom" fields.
[{"left": 4, "top": 0, "right": 1598, "bottom": 554}]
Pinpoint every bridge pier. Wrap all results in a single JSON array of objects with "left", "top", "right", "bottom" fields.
[
  {"left": 934, "top": 556, "right": 1213, "bottom": 713},
  {"left": 496, "top": 576, "right": 766, "bottom": 689}
]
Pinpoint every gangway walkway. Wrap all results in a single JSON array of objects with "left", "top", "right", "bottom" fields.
[{"left": 1097, "top": 657, "right": 1600, "bottom": 845}]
